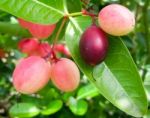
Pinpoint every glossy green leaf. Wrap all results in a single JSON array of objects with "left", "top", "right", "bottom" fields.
[
  {"left": 65, "top": 16, "right": 148, "bottom": 117},
  {"left": 69, "top": 98, "right": 88, "bottom": 116},
  {"left": 77, "top": 83, "right": 99, "bottom": 100},
  {"left": 9, "top": 103, "right": 40, "bottom": 118},
  {"left": 0, "top": 0, "right": 64, "bottom": 24},
  {"left": 41, "top": 100, "right": 63, "bottom": 115}
]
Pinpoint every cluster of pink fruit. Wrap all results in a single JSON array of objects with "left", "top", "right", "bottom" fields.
[
  {"left": 13, "top": 18, "right": 80, "bottom": 94},
  {"left": 12, "top": 4, "right": 135, "bottom": 94}
]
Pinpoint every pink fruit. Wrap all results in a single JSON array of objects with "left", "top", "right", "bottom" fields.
[
  {"left": 18, "top": 18, "right": 30, "bottom": 29},
  {"left": 51, "top": 58, "right": 80, "bottom": 92},
  {"left": 98, "top": 4, "right": 135, "bottom": 36},
  {"left": 18, "top": 38, "right": 39, "bottom": 55},
  {"left": 53, "top": 44, "right": 71, "bottom": 57},
  {"left": 28, "top": 23, "right": 56, "bottom": 39},
  {"left": 18, "top": 18, "right": 56, "bottom": 39},
  {"left": 38, "top": 43, "right": 52, "bottom": 57},
  {"left": 13, "top": 56, "right": 51, "bottom": 94}
]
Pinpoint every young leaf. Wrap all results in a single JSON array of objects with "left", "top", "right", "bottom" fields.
[
  {"left": 9, "top": 103, "right": 40, "bottom": 118},
  {"left": 0, "top": 0, "right": 64, "bottom": 24},
  {"left": 77, "top": 83, "right": 99, "bottom": 100},
  {"left": 69, "top": 98, "right": 88, "bottom": 116},
  {"left": 41, "top": 100, "right": 63, "bottom": 115},
  {"left": 65, "top": 16, "right": 148, "bottom": 117}
]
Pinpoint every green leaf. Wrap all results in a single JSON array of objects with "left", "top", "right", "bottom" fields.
[
  {"left": 144, "top": 110, "right": 150, "bottom": 118},
  {"left": 144, "top": 68, "right": 150, "bottom": 102},
  {"left": 69, "top": 98, "right": 88, "bottom": 116},
  {"left": 0, "top": 0, "right": 64, "bottom": 24},
  {"left": 9, "top": 103, "right": 40, "bottom": 118},
  {"left": 0, "top": 22, "right": 30, "bottom": 37},
  {"left": 66, "top": 0, "right": 82, "bottom": 13},
  {"left": 77, "top": 83, "right": 99, "bottom": 100},
  {"left": 65, "top": 16, "right": 148, "bottom": 117},
  {"left": 41, "top": 100, "right": 63, "bottom": 115}
]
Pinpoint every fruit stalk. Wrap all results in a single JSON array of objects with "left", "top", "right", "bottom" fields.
[{"left": 53, "top": 18, "right": 67, "bottom": 46}]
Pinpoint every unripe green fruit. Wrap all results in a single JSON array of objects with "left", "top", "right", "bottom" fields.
[
  {"left": 13, "top": 56, "right": 51, "bottom": 94},
  {"left": 51, "top": 58, "right": 80, "bottom": 92},
  {"left": 98, "top": 4, "right": 135, "bottom": 36}
]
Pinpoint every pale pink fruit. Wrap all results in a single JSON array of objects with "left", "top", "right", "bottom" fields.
[
  {"left": 98, "top": 4, "right": 135, "bottom": 36},
  {"left": 18, "top": 18, "right": 56, "bottom": 39},
  {"left": 51, "top": 58, "right": 80, "bottom": 92},
  {"left": 18, "top": 38, "right": 39, "bottom": 55},
  {"left": 13, "top": 56, "right": 51, "bottom": 94},
  {"left": 38, "top": 43, "right": 52, "bottom": 57},
  {"left": 18, "top": 18, "right": 30, "bottom": 29},
  {"left": 53, "top": 44, "right": 71, "bottom": 57},
  {"left": 28, "top": 23, "right": 56, "bottom": 39}
]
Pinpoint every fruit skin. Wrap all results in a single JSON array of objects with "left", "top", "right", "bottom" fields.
[
  {"left": 18, "top": 38, "right": 39, "bottom": 55},
  {"left": 98, "top": 4, "right": 135, "bottom": 36},
  {"left": 18, "top": 18, "right": 56, "bottom": 39},
  {"left": 38, "top": 43, "right": 52, "bottom": 57},
  {"left": 28, "top": 23, "right": 56, "bottom": 39},
  {"left": 13, "top": 56, "right": 51, "bottom": 94},
  {"left": 79, "top": 25, "right": 108, "bottom": 65},
  {"left": 51, "top": 58, "right": 80, "bottom": 92},
  {"left": 18, "top": 18, "right": 29, "bottom": 29},
  {"left": 53, "top": 44, "right": 71, "bottom": 57}
]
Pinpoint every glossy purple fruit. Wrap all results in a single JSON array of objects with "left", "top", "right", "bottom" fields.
[{"left": 79, "top": 25, "right": 108, "bottom": 65}]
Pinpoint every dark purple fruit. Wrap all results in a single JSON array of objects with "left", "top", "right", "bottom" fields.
[{"left": 79, "top": 25, "right": 108, "bottom": 65}]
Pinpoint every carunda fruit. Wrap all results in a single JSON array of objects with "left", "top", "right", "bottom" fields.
[
  {"left": 51, "top": 58, "right": 80, "bottom": 92},
  {"left": 79, "top": 25, "right": 108, "bottom": 66},
  {"left": 98, "top": 4, "right": 135, "bottom": 36},
  {"left": 18, "top": 18, "right": 56, "bottom": 39},
  {"left": 37, "top": 43, "right": 52, "bottom": 57},
  {"left": 13, "top": 56, "right": 51, "bottom": 94},
  {"left": 18, "top": 38, "right": 39, "bottom": 55},
  {"left": 53, "top": 44, "right": 71, "bottom": 57}
]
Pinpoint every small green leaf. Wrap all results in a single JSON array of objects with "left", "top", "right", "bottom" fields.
[
  {"left": 9, "top": 103, "right": 40, "bottom": 118},
  {"left": 41, "top": 100, "right": 63, "bottom": 115},
  {"left": 77, "top": 84, "right": 99, "bottom": 100},
  {"left": 69, "top": 98, "right": 88, "bottom": 116},
  {"left": 0, "top": 0, "right": 64, "bottom": 24}
]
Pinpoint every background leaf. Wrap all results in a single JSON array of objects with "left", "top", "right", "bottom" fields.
[
  {"left": 69, "top": 98, "right": 88, "bottom": 116},
  {"left": 9, "top": 103, "right": 40, "bottom": 118},
  {"left": 41, "top": 100, "right": 63, "bottom": 115},
  {"left": 77, "top": 83, "right": 99, "bottom": 100},
  {"left": 66, "top": 0, "right": 82, "bottom": 13}
]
